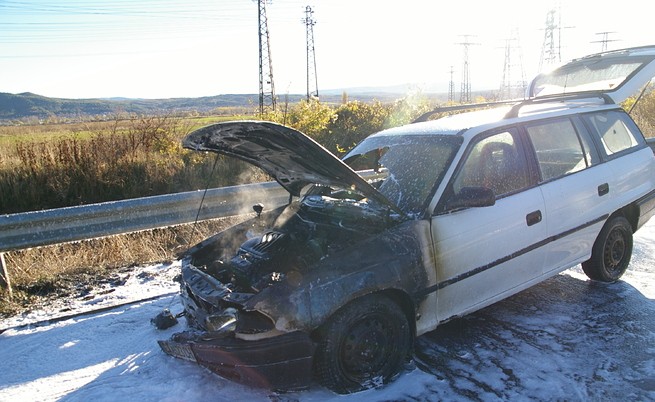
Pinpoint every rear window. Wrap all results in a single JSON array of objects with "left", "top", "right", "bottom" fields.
[
  {"left": 582, "top": 111, "right": 643, "bottom": 157},
  {"left": 529, "top": 53, "right": 655, "bottom": 98}
]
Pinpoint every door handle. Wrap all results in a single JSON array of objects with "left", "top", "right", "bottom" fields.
[
  {"left": 526, "top": 210, "right": 542, "bottom": 226},
  {"left": 598, "top": 183, "right": 609, "bottom": 196}
]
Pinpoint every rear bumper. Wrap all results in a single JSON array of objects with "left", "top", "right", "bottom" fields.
[{"left": 158, "top": 330, "right": 316, "bottom": 391}]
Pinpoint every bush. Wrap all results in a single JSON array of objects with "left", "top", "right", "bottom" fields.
[
  {"left": 320, "top": 101, "right": 391, "bottom": 155},
  {"left": 627, "top": 87, "right": 655, "bottom": 138}
]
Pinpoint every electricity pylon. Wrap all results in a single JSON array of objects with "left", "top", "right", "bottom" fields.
[
  {"left": 448, "top": 66, "right": 455, "bottom": 102},
  {"left": 499, "top": 30, "right": 527, "bottom": 100},
  {"left": 258, "top": 0, "right": 276, "bottom": 115},
  {"left": 539, "top": 6, "right": 572, "bottom": 71},
  {"left": 457, "top": 35, "right": 480, "bottom": 104},
  {"left": 539, "top": 8, "right": 559, "bottom": 70},
  {"left": 303, "top": 5, "right": 319, "bottom": 100},
  {"left": 592, "top": 31, "right": 618, "bottom": 52}
]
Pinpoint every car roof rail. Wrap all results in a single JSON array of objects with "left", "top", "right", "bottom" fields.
[
  {"left": 503, "top": 93, "right": 615, "bottom": 119},
  {"left": 412, "top": 99, "right": 524, "bottom": 123},
  {"left": 412, "top": 92, "right": 615, "bottom": 124}
]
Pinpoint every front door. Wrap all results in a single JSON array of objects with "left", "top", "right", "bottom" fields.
[{"left": 430, "top": 128, "right": 547, "bottom": 321}]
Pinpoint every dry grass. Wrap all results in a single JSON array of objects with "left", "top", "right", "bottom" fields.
[
  {"left": 0, "top": 215, "right": 250, "bottom": 317},
  {"left": 0, "top": 120, "right": 261, "bottom": 214}
]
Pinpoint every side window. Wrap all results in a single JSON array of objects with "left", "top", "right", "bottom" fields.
[
  {"left": 526, "top": 118, "right": 587, "bottom": 181},
  {"left": 583, "top": 111, "right": 642, "bottom": 157},
  {"left": 453, "top": 129, "right": 530, "bottom": 197}
]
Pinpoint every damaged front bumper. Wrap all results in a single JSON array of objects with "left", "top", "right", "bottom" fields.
[
  {"left": 158, "top": 330, "right": 315, "bottom": 390},
  {"left": 158, "top": 261, "right": 316, "bottom": 390}
]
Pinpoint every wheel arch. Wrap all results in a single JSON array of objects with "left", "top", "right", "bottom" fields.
[
  {"left": 377, "top": 288, "right": 418, "bottom": 341},
  {"left": 618, "top": 203, "right": 639, "bottom": 233},
  {"left": 310, "top": 288, "right": 417, "bottom": 342}
]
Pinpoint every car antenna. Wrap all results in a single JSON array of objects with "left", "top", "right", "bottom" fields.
[{"left": 188, "top": 153, "right": 221, "bottom": 247}]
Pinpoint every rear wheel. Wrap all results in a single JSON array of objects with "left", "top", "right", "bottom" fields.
[
  {"left": 313, "top": 294, "right": 411, "bottom": 394},
  {"left": 582, "top": 216, "right": 633, "bottom": 282}
]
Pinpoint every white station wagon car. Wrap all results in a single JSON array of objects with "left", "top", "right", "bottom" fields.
[{"left": 158, "top": 45, "right": 655, "bottom": 393}]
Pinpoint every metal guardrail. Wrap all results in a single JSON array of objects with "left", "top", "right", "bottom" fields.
[
  {"left": 0, "top": 171, "right": 383, "bottom": 293},
  {"left": 1, "top": 140, "right": 654, "bottom": 254},
  {"left": 0, "top": 181, "right": 288, "bottom": 253},
  {"left": 0, "top": 143, "right": 654, "bottom": 292},
  {"left": 2, "top": 136, "right": 653, "bottom": 253}
]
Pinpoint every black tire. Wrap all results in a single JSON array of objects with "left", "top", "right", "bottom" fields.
[
  {"left": 582, "top": 216, "right": 633, "bottom": 282},
  {"left": 313, "top": 294, "right": 411, "bottom": 394}
]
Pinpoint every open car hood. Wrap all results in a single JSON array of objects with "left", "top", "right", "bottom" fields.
[
  {"left": 528, "top": 45, "right": 655, "bottom": 103},
  {"left": 183, "top": 121, "right": 403, "bottom": 214}
]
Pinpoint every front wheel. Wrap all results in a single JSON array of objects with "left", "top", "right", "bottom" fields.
[
  {"left": 582, "top": 216, "right": 633, "bottom": 282},
  {"left": 313, "top": 294, "right": 412, "bottom": 394}
]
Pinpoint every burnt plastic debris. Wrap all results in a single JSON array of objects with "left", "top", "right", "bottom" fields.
[{"left": 151, "top": 309, "right": 179, "bottom": 330}]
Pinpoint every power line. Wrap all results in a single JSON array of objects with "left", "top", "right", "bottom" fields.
[{"left": 0, "top": 0, "right": 298, "bottom": 46}]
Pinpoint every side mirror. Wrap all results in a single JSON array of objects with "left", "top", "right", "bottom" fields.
[{"left": 444, "top": 187, "right": 495, "bottom": 211}]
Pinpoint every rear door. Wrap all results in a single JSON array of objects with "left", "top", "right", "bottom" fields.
[
  {"left": 580, "top": 110, "right": 655, "bottom": 222},
  {"left": 430, "top": 127, "right": 547, "bottom": 321},
  {"left": 525, "top": 110, "right": 654, "bottom": 275},
  {"left": 523, "top": 116, "right": 610, "bottom": 274}
]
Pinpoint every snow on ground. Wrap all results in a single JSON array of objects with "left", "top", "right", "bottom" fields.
[
  {"left": 0, "top": 262, "right": 181, "bottom": 331},
  {"left": 1, "top": 219, "right": 654, "bottom": 401}
]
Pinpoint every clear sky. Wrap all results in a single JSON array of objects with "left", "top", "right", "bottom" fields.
[{"left": 0, "top": 0, "right": 653, "bottom": 99}]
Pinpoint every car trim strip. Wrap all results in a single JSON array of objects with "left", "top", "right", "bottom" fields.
[{"left": 418, "top": 214, "right": 609, "bottom": 297}]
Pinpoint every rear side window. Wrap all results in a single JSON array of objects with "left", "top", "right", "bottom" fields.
[
  {"left": 526, "top": 118, "right": 588, "bottom": 181},
  {"left": 582, "top": 111, "right": 642, "bottom": 157}
]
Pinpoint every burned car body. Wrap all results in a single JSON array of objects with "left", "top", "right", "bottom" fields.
[
  {"left": 159, "top": 121, "right": 456, "bottom": 392},
  {"left": 159, "top": 46, "right": 655, "bottom": 394}
]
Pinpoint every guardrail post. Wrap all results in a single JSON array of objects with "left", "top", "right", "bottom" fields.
[{"left": 0, "top": 253, "right": 11, "bottom": 297}]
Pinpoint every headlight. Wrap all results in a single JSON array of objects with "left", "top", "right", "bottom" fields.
[{"left": 204, "top": 307, "right": 238, "bottom": 334}]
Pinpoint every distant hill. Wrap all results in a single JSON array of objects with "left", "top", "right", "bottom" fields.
[
  {"left": 0, "top": 92, "right": 263, "bottom": 121},
  {"left": 0, "top": 89, "right": 457, "bottom": 122}
]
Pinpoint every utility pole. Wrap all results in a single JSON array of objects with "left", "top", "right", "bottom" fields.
[
  {"left": 303, "top": 5, "right": 319, "bottom": 100},
  {"left": 258, "top": 0, "right": 276, "bottom": 115},
  {"left": 457, "top": 35, "right": 479, "bottom": 104}
]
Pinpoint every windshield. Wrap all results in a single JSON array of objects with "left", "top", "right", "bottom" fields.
[{"left": 343, "top": 134, "right": 462, "bottom": 215}]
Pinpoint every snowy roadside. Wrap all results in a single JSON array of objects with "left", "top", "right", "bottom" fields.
[
  {"left": 0, "top": 262, "right": 182, "bottom": 332},
  {"left": 0, "top": 219, "right": 653, "bottom": 401}
]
